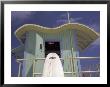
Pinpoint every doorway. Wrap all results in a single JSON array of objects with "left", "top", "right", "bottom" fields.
[{"left": 45, "top": 41, "right": 61, "bottom": 57}]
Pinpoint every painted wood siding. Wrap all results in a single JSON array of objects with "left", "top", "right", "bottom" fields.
[
  {"left": 61, "top": 29, "right": 77, "bottom": 76},
  {"left": 23, "top": 31, "right": 36, "bottom": 76},
  {"left": 34, "top": 32, "right": 44, "bottom": 76}
]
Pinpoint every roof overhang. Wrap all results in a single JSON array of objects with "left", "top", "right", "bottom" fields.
[{"left": 15, "top": 23, "right": 99, "bottom": 51}]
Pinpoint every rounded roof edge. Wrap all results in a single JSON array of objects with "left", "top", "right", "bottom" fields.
[{"left": 14, "top": 23, "right": 100, "bottom": 51}]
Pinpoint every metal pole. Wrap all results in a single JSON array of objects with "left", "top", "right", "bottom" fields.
[
  {"left": 67, "top": 11, "right": 70, "bottom": 23},
  {"left": 67, "top": 11, "right": 75, "bottom": 76}
]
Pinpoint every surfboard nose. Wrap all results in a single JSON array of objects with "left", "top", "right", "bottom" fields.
[
  {"left": 46, "top": 52, "right": 58, "bottom": 59},
  {"left": 42, "top": 52, "right": 64, "bottom": 77}
]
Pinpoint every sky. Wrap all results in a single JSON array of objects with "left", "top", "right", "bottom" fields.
[{"left": 11, "top": 11, "right": 100, "bottom": 76}]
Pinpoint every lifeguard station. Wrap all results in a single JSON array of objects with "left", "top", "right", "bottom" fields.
[{"left": 12, "top": 12, "right": 100, "bottom": 77}]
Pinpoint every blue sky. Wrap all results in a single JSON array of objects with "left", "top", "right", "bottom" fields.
[{"left": 11, "top": 11, "right": 100, "bottom": 76}]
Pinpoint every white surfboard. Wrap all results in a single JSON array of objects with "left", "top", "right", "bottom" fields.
[{"left": 42, "top": 53, "right": 64, "bottom": 77}]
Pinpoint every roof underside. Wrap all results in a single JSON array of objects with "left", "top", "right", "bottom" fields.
[{"left": 15, "top": 23, "right": 99, "bottom": 51}]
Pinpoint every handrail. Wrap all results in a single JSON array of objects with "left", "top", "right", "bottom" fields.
[
  {"left": 16, "top": 57, "right": 100, "bottom": 61},
  {"left": 33, "top": 71, "right": 100, "bottom": 75},
  {"left": 76, "top": 57, "right": 99, "bottom": 59},
  {"left": 80, "top": 71, "right": 100, "bottom": 73},
  {"left": 16, "top": 57, "right": 100, "bottom": 77}
]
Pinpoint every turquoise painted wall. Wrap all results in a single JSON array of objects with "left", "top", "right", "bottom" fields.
[
  {"left": 23, "top": 31, "right": 36, "bottom": 76},
  {"left": 23, "top": 29, "right": 80, "bottom": 77}
]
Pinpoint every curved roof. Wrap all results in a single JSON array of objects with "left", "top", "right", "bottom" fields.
[{"left": 15, "top": 23, "right": 99, "bottom": 51}]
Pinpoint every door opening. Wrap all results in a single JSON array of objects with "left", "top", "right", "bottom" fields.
[{"left": 45, "top": 41, "right": 61, "bottom": 57}]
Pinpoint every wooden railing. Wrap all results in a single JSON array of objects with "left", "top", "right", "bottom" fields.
[{"left": 16, "top": 57, "right": 100, "bottom": 77}]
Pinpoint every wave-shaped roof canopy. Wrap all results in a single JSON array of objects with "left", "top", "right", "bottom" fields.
[{"left": 15, "top": 23, "right": 99, "bottom": 51}]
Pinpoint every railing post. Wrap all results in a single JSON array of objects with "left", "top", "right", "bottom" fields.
[
  {"left": 32, "top": 59, "right": 36, "bottom": 77},
  {"left": 16, "top": 61, "right": 22, "bottom": 77}
]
